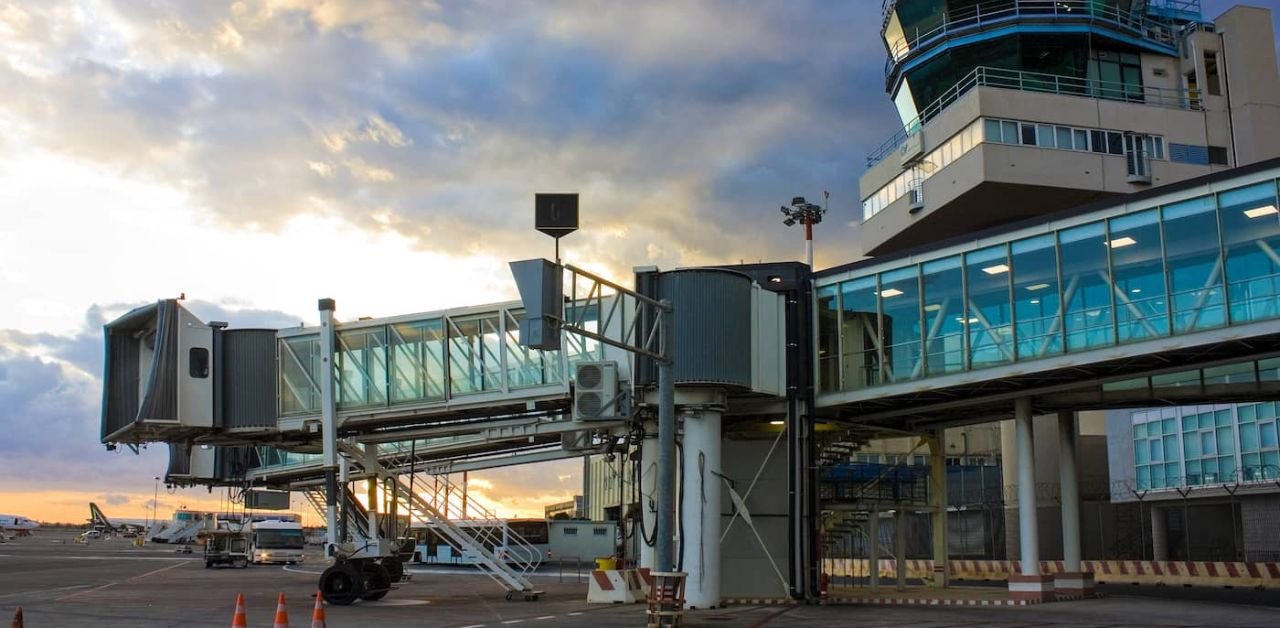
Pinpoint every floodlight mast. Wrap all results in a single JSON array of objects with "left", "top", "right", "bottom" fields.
[{"left": 779, "top": 192, "right": 828, "bottom": 268}]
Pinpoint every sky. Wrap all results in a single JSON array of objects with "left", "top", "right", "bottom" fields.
[{"left": 0, "top": 0, "right": 1276, "bottom": 525}]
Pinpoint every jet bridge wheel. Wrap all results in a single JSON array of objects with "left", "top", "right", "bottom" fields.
[
  {"left": 359, "top": 561, "right": 392, "bottom": 601},
  {"left": 319, "top": 562, "right": 364, "bottom": 606},
  {"left": 381, "top": 557, "right": 405, "bottom": 582}
]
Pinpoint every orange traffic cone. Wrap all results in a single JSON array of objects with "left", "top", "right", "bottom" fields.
[
  {"left": 273, "top": 592, "right": 289, "bottom": 628},
  {"left": 11, "top": 606, "right": 23, "bottom": 628},
  {"left": 231, "top": 593, "right": 247, "bottom": 627},
  {"left": 310, "top": 590, "right": 327, "bottom": 628}
]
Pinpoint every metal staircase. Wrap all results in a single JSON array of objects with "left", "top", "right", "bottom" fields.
[
  {"left": 341, "top": 442, "right": 542, "bottom": 597},
  {"left": 391, "top": 473, "right": 540, "bottom": 596}
]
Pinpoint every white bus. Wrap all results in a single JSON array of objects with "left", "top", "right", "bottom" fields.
[
  {"left": 410, "top": 519, "right": 549, "bottom": 566},
  {"left": 247, "top": 520, "right": 306, "bottom": 564}
]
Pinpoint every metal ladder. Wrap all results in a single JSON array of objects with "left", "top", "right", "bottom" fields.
[{"left": 341, "top": 442, "right": 540, "bottom": 596}]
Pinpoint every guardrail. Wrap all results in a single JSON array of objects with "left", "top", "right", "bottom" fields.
[
  {"left": 883, "top": 0, "right": 1177, "bottom": 78},
  {"left": 866, "top": 66, "right": 1201, "bottom": 167}
]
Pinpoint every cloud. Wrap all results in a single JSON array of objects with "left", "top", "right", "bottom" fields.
[{"left": 0, "top": 0, "right": 895, "bottom": 281}]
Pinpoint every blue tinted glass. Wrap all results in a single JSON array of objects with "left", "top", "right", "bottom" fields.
[
  {"left": 1261, "top": 422, "right": 1278, "bottom": 449},
  {"left": 1241, "top": 423, "right": 1259, "bottom": 452},
  {"left": 840, "top": 277, "right": 880, "bottom": 389},
  {"left": 922, "top": 256, "right": 965, "bottom": 376},
  {"left": 965, "top": 246, "right": 1013, "bottom": 368},
  {"left": 1011, "top": 235, "right": 1062, "bottom": 359},
  {"left": 817, "top": 285, "right": 839, "bottom": 392},
  {"left": 1219, "top": 181, "right": 1280, "bottom": 323},
  {"left": 1162, "top": 196, "right": 1226, "bottom": 332},
  {"left": 1059, "top": 222, "right": 1115, "bottom": 350},
  {"left": 879, "top": 266, "right": 922, "bottom": 383},
  {"left": 1109, "top": 210, "right": 1169, "bottom": 342}
]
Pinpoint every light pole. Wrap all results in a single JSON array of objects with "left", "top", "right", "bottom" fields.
[
  {"left": 152, "top": 476, "right": 160, "bottom": 530},
  {"left": 779, "top": 193, "right": 828, "bottom": 268}
]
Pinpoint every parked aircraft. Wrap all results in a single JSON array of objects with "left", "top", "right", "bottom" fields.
[
  {"left": 87, "top": 503, "right": 148, "bottom": 535},
  {"left": 0, "top": 514, "right": 39, "bottom": 537}
]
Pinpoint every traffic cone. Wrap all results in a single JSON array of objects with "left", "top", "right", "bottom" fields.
[
  {"left": 273, "top": 592, "right": 289, "bottom": 628},
  {"left": 11, "top": 606, "right": 23, "bottom": 628},
  {"left": 310, "top": 590, "right": 327, "bottom": 628},
  {"left": 231, "top": 593, "right": 247, "bottom": 627}
]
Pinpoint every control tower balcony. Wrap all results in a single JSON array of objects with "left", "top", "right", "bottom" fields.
[{"left": 859, "top": 66, "right": 1223, "bottom": 256}]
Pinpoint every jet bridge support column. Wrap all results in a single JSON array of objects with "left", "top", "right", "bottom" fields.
[
  {"left": 1010, "top": 397, "right": 1054, "bottom": 602},
  {"left": 1055, "top": 410, "right": 1093, "bottom": 597},
  {"left": 678, "top": 390, "right": 725, "bottom": 610},
  {"left": 927, "top": 430, "right": 948, "bottom": 588},
  {"left": 639, "top": 419, "right": 659, "bottom": 571},
  {"left": 319, "top": 298, "right": 340, "bottom": 552}
]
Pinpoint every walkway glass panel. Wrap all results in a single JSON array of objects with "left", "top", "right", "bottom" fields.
[
  {"left": 277, "top": 303, "right": 603, "bottom": 418},
  {"left": 818, "top": 173, "right": 1280, "bottom": 394}
]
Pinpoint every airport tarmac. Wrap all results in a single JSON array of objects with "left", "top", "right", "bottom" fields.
[{"left": 3, "top": 530, "right": 1280, "bottom": 627}]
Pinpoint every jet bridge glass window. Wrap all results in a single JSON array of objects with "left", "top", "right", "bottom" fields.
[
  {"left": 1219, "top": 182, "right": 1280, "bottom": 323},
  {"left": 839, "top": 277, "right": 880, "bottom": 390},
  {"left": 1109, "top": 209, "right": 1170, "bottom": 343},
  {"left": 1058, "top": 221, "right": 1115, "bottom": 351},
  {"left": 965, "top": 245, "right": 1013, "bottom": 369},
  {"left": 921, "top": 256, "right": 965, "bottom": 376},
  {"left": 1011, "top": 235, "right": 1063, "bottom": 360},
  {"left": 188, "top": 347, "right": 209, "bottom": 378},
  {"left": 1161, "top": 195, "right": 1225, "bottom": 333},
  {"left": 878, "top": 266, "right": 923, "bottom": 384}
]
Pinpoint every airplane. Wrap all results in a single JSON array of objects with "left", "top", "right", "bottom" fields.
[
  {"left": 87, "top": 503, "right": 149, "bottom": 536},
  {"left": 0, "top": 514, "right": 40, "bottom": 538}
]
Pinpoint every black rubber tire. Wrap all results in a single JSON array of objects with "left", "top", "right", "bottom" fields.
[
  {"left": 234, "top": 558, "right": 248, "bottom": 569},
  {"left": 204, "top": 561, "right": 212, "bottom": 569},
  {"left": 381, "top": 557, "right": 404, "bottom": 582},
  {"left": 320, "top": 562, "right": 364, "bottom": 606},
  {"left": 359, "top": 562, "right": 392, "bottom": 601}
]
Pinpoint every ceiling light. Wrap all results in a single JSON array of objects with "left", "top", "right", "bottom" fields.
[
  {"left": 982, "top": 264, "right": 1010, "bottom": 275},
  {"left": 1025, "top": 283, "right": 1050, "bottom": 291},
  {"left": 924, "top": 304, "right": 941, "bottom": 312},
  {"left": 1131, "top": 288, "right": 1142, "bottom": 294},
  {"left": 1108, "top": 236, "right": 1137, "bottom": 248},
  {"left": 878, "top": 288, "right": 903, "bottom": 298},
  {"left": 1244, "top": 205, "right": 1278, "bottom": 219},
  {"left": 769, "top": 420, "right": 785, "bottom": 426},
  {"left": 1029, "top": 299, "right": 1040, "bottom": 304}
]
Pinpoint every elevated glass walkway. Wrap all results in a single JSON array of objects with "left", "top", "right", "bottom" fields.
[
  {"left": 276, "top": 300, "right": 609, "bottom": 433},
  {"left": 817, "top": 159, "right": 1280, "bottom": 424}
]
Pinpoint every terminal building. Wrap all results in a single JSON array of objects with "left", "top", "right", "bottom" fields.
[{"left": 99, "top": 0, "right": 1280, "bottom": 608}]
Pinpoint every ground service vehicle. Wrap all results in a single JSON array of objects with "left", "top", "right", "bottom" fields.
[
  {"left": 203, "top": 531, "right": 249, "bottom": 569},
  {"left": 248, "top": 520, "right": 306, "bottom": 564}
]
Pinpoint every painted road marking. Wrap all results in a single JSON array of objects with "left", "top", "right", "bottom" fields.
[{"left": 0, "top": 584, "right": 91, "bottom": 599}]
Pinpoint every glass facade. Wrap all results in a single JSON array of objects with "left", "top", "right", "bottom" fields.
[
  {"left": 823, "top": 175, "right": 1280, "bottom": 393},
  {"left": 1131, "top": 402, "right": 1280, "bottom": 490},
  {"left": 278, "top": 304, "right": 603, "bottom": 416}
]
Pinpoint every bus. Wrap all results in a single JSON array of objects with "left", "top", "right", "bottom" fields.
[
  {"left": 247, "top": 520, "right": 306, "bottom": 564},
  {"left": 410, "top": 518, "right": 549, "bottom": 566}
]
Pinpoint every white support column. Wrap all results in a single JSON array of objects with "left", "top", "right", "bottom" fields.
[
  {"left": 680, "top": 400, "right": 723, "bottom": 609},
  {"left": 868, "top": 505, "right": 880, "bottom": 592},
  {"left": 1010, "top": 398, "right": 1054, "bottom": 602},
  {"left": 1015, "top": 398, "right": 1039, "bottom": 575},
  {"left": 318, "top": 299, "right": 339, "bottom": 551},
  {"left": 1058, "top": 411, "right": 1081, "bottom": 572},
  {"left": 639, "top": 419, "right": 659, "bottom": 572},
  {"left": 364, "top": 443, "right": 381, "bottom": 554},
  {"left": 927, "top": 431, "right": 948, "bottom": 588}
]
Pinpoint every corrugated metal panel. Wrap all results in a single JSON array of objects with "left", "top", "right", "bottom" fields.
[
  {"left": 166, "top": 443, "right": 191, "bottom": 477},
  {"left": 221, "top": 330, "right": 278, "bottom": 429},
  {"left": 658, "top": 269, "right": 753, "bottom": 388}
]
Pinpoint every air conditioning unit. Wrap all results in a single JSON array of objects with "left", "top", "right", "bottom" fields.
[
  {"left": 573, "top": 361, "right": 621, "bottom": 421},
  {"left": 907, "top": 185, "right": 925, "bottom": 213}
]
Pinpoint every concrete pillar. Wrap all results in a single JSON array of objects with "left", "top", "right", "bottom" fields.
[
  {"left": 364, "top": 443, "right": 380, "bottom": 550},
  {"left": 868, "top": 505, "right": 880, "bottom": 592},
  {"left": 895, "top": 509, "right": 906, "bottom": 592},
  {"left": 680, "top": 405, "right": 722, "bottom": 609},
  {"left": 639, "top": 420, "right": 659, "bottom": 571},
  {"left": 1151, "top": 505, "right": 1169, "bottom": 561},
  {"left": 1058, "top": 412, "right": 1081, "bottom": 571},
  {"left": 1010, "top": 398, "right": 1054, "bottom": 602},
  {"left": 927, "top": 431, "right": 948, "bottom": 588}
]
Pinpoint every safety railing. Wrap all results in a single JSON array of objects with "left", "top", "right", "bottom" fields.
[
  {"left": 867, "top": 65, "right": 1201, "bottom": 166},
  {"left": 883, "top": 0, "right": 1178, "bottom": 76}
]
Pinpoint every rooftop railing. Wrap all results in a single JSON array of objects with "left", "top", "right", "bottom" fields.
[
  {"left": 866, "top": 65, "right": 1202, "bottom": 167},
  {"left": 884, "top": 0, "right": 1179, "bottom": 79}
]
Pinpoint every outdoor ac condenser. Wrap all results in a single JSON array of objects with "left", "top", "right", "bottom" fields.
[{"left": 573, "top": 361, "right": 620, "bottom": 421}]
